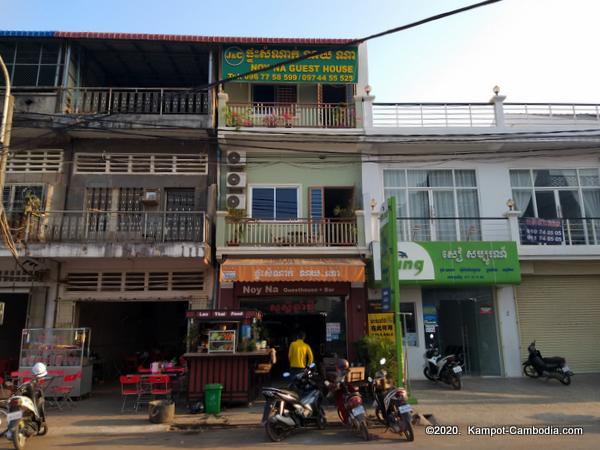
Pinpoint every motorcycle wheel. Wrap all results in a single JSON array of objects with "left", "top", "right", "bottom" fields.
[
  {"left": 450, "top": 375, "right": 462, "bottom": 390},
  {"left": 265, "top": 420, "right": 291, "bottom": 442},
  {"left": 37, "top": 422, "right": 48, "bottom": 436},
  {"left": 523, "top": 363, "right": 539, "bottom": 378},
  {"left": 358, "top": 417, "right": 370, "bottom": 441},
  {"left": 423, "top": 367, "right": 436, "bottom": 381},
  {"left": 401, "top": 412, "right": 415, "bottom": 442},
  {"left": 12, "top": 421, "right": 26, "bottom": 450},
  {"left": 317, "top": 408, "right": 327, "bottom": 430},
  {"left": 559, "top": 374, "right": 571, "bottom": 386}
]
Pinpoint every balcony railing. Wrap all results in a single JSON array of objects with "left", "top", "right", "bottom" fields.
[
  {"left": 373, "top": 103, "right": 496, "bottom": 127},
  {"left": 372, "top": 102, "right": 600, "bottom": 128},
  {"left": 225, "top": 217, "right": 358, "bottom": 247},
  {"left": 226, "top": 102, "right": 356, "bottom": 128},
  {"left": 396, "top": 217, "right": 511, "bottom": 242},
  {"left": 61, "top": 87, "right": 209, "bottom": 115},
  {"left": 8, "top": 211, "right": 208, "bottom": 243},
  {"left": 519, "top": 217, "right": 600, "bottom": 246}
]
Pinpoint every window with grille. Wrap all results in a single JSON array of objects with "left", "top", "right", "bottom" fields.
[
  {"left": 74, "top": 153, "right": 208, "bottom": 174},
  {"left": 0, "top": 40, "right": 64, "bottom": 87},
  {"left": 7, "top": 149, "right": 63, "bottom": 173},
  {"left": 65, "top": 271, "right": 205, "bottom": 292}
]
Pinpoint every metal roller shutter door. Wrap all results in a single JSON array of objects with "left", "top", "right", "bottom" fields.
[{"left": 516, "top": 276, "right": 600, "bottom": 373}]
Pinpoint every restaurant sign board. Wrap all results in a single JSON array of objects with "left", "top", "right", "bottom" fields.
[
  {"left": 397, "top": 241, "right": 521, "bottom": 285},
  {"left": 222, "top": 45, "right": 358, "bottom": 84},
  {"left": 186, "top": 310, "right": 262, "bottom": 320},
  {"left": 368, "top": 313, "right": 395, "bottom": 339}
]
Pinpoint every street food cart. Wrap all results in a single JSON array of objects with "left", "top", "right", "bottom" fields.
[{"left": 184, "top": 309, "right": 272, "bottom": 405}]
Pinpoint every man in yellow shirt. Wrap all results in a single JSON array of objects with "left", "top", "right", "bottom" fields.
[{"left": 288, "top": 331, "right": 314, "bottom": 376}]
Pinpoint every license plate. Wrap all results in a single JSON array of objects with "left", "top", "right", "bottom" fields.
[
  {"left": 6, "top": 411, "right": 22, "bottom": 422},
  {"left": 350, "top": 405, "right": 365, "bottom": 417},
  {"left": 452, "top": 366, "right": 462, "bottom": 374},
  {"left": 398, "top": 404, "right": 412, "bottom": 414}
]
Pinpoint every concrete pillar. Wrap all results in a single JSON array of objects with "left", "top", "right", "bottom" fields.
[
  {"left": 504, "top": 210, "right": 522, "bottom": 244},
  {"left": 354, "top": 94, "right": 375, "bottom": 129},
  {"left": 218, "top": 283, "right": 235, "bottom": 309},
  {"left": 497, "top": 286, "right": 522, "bottom": 377},
  {"left": 217, "top": 90, "right": 229, "bottom": 128},
  {"left": 27, "top": 287, "right": 47, "bottom": 328},
  {"left": 489, "top": 92, "right": 507, "bottom": 127},
  {"left": 44, "top": 262, "right": 61, "bottom": 328},
  {"left": 348, "top": 284, "right": 367, "bottom": 362}
]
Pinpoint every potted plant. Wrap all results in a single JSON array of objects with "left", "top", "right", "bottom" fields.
[{"left": 227, "top": 208, "right": 246, "bottom": 245}]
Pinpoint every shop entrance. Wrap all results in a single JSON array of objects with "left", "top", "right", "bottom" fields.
[
  {"left": 0, "top": 293, "right": 29, "bottom": 372},
  {"left": 77, "top": 301, "right": 188, "bottom": 380},
  {"left": 423, "top": 287, "right": 501, "bottom": 376},
  {"left": 240, "top": 296, "right": 347, "bottom": 376}
]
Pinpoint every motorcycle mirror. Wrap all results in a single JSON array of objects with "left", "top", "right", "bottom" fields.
[
  {"left": 367, "top": 377, "right": 373, "bottom": 382},
  {"left": 282, "top": 372, "right": 290, "bottom": 378},
  {"left": 379, "top": 357, "right": 386, "bottom": 365},
  {"left": 309, "top": 362, "right": 316, "bottom": 369}
]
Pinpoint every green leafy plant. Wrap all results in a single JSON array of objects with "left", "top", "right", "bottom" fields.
[
  {"left": 227, "top": 208, "right": 247, "bottom": 245},
  {"left": 356, "top": 335, "right": 398, "bottom": 382},
  {"left": 333, "top": 205, "right": 355, "bottom": 218},
  {"left": 225, "top": 107, "right": 253, "bottom": 129}
]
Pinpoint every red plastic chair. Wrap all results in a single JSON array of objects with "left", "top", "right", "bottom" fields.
[
  {"left": 119, "top": 375, "right": 142, "bottom": 412},
  {"left": 48, "top": 372, "right": 80, "bottom": 410},
  {"left": 148, "top": 375, "right": 171, "bottom": 399},
  {"left": 137, "top": 365, "right": 152, "bottom": 374}
]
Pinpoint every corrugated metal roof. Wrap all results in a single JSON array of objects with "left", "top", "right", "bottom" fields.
[
  {"left": 0, "top": 30, "right": 56, "bottom": 37},
  {"left": 53, "top": 31, "right": 354, "bottom": 45}
]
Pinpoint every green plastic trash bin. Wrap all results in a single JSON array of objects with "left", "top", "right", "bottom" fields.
[{"left": 204, "top": 383, "right": 223, "bottom": 414}]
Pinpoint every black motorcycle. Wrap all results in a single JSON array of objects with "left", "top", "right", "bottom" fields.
[
  {"left": 261, "top": 363, "right": 326, "bottom": 442},
  {"left": 369, "top": 358, "right": 414, "bottom": 441},
  {"left": 5, "top": 378, "right": 48, "bottom": 450},
  {"left": 523, "top": 341, "right": 573, "bottom": 385}
]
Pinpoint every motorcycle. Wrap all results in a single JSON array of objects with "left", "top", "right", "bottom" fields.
[
  {"left": 5, "top": 363, "right": 49, "bottom": 450},
  {"left": 523, "top": 341, "right": 574, "bottom": 385},
  {"left": 369, "top": 358, "right": 414, "bottom": 441},
  {"left": 261, "top": 363, "right": 326, "bottom": 442},
  {"left": 423, "top": 346, "right": 462, "bottom": 390},
  {"left": 325, "top": 359, "right": 369, "bottom": 441}
]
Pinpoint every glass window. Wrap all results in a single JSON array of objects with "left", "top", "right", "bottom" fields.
[
  {"left": 400, "top": 302, "right": 418, "bottom": 346},
  {"left": 579, "top": 169, "right": 600, "bottom": 187},
  {"left": 383, "top": 170, "right": 405, "bottom": 188},
  {"left": 3, "top": 184, "right": 45, "bottom": 211},
  {"left": 533, "top": 169, "right": 578, "bottom": 187},
  {"left": 0, "top": 40, "right": 63, "bottom": 87},
  {"left": 509, "top": 170, "right": 532, "bottom": 187},
  {"left": 455, "top": 170, "right": 477, "bottom": 187},
  {"left": 251, "top": 187, "right": 298, "bottom": 220}
]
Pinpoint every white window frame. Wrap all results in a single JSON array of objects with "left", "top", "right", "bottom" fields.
[{"left": 248, "top": 184, "right": 301, "bottom": 220}]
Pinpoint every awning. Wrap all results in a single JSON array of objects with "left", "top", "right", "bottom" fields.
[{"left": 220, "top": 258, "right": 365, "bottom": 283}]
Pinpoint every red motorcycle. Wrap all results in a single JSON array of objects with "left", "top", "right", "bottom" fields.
[{"left": 325, "top": 359, "right": 369, "bottom": 441}]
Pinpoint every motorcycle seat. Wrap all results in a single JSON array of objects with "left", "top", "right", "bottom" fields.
[
  {"left": 264, "top": 387, "right": 300, "bottom": 401},
  {"left": 542, "top": 356, "right": 565, "bottom": 367}
]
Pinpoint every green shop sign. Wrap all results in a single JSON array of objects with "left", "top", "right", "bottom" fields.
[
  {"left": 222, "top": 45, "right": 358, "bottom": 84},
  {"left": 397, "top": 241, "right": 521, "bottom": 285}
]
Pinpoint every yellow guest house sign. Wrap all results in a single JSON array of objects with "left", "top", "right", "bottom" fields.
[{"left": 222, "top": 45, "right": 358, "bottom": 84}]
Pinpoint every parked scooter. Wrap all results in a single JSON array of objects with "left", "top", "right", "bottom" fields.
[
  {"left": 325, "top": 359, "right": 370, "bottom": 441},
  {"left": 5, "top": 363, "right": 49, "bottom": 450},
  {"left": 423, "top": 346, "right": 462, "bottom": 390},
  {"left": 369, "top": 358, "right": 414, "bottom": 441},
  {"left": 523, "top": 341, "right": 573, "bottom": 385},
  {"left": 261, "top": 363, "right": 326, "bottom": 442}
]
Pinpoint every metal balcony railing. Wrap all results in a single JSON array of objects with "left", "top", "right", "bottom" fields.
[
  {"left": 225, "top": 217, "right": 358, "bottom": 247},
  {"left": 396, "top": 217, "right": 511, "bottom": 242},
  {"left": 372, "top": 103, "right": 496, "bottom": 127},
  {"left": 60, "top": 87, "right": 209, "bottom": 115},
  {"left": 226, "top": 102, "right": 356, "bottom": 128},
  {"left": 519, "top": 217, "right": 600, "bottom": 246},
  {"left": 8, "top": 211, "right": 208, "bottom": 243}
]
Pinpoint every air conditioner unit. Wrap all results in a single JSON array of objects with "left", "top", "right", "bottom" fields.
[
  {"left": 142, "top": 189, "right": 159, "bottom": 206},
  {"left": 226, "top": 150, "right": 246, "bottom": 166},
  {"left": 226, "top": 193, "right": 246, "bottom": 209},
  {"left": 226, "top": 172, "right": 247, "bottom": 188}
]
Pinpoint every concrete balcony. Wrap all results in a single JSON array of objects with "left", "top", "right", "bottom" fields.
[
  {"left": 216, "top": 211, "right": 366, "bottom": 258},
  {"left": 6, "top": 210, "right": 210, "bottom": 259}
]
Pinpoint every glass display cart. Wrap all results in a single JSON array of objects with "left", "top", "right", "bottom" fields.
[{"left": 19, "top": 328, "right": 93, "bottom": 397}]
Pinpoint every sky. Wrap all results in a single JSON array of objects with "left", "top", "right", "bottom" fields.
[{"left": 2, "top": 0, "right": 600, "bottom": 103}]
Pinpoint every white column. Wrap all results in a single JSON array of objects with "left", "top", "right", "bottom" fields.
[
  {"left": 496, "top": 286, "right": 522, "bottom": 377},
  {"left": 489, "top": 93, "right": 507, "bottom": 127},
  {"left": 354, "top": 94, "right": 375, "bottom": 129},
  {"left": 217, "top": 90, "right": 229, "bottom": 128}
]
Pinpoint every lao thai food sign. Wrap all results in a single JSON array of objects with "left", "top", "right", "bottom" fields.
[{"left": 222, "top": 45, "right": 358, "bottom": 84}]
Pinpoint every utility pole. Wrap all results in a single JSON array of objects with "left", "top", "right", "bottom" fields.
[{"left": 0, "top": 55, "right": 14, "bottom": 193}]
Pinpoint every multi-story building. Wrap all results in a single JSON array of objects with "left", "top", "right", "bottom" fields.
[
  {"left": 0, "top": 31, "right": 217, "bottom": 371},
  {"left": 215, "top": 40, "right": 371, "bottom": 365},
  {"left": 362, "top": 93, "right": 600, "bottom": 378}
]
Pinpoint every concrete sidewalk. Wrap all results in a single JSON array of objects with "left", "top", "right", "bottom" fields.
[{"left": 37, "top": 373, "right": 600, "bottom": 436}]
